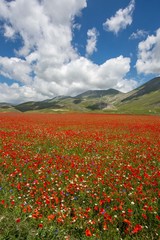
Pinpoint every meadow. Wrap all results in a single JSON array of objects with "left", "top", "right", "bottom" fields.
[{"left": 0, "top": 113, "right": 160, "bottom": 239}]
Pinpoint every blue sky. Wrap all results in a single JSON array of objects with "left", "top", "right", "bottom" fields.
[{"left": 0, "top": 0, "right": 160, "bottom": 104}]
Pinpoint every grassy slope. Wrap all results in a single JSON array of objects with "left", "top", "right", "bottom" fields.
[
  {"left": 116, "top": 90, "right": 160, "bottom": 114},
  {"left": 0, "top": 107, "right": 20, "bottom": 113},
  {"left": 11, "top": 89, "right": 160, "bottom": 114},
  {"left": 1, "top": 78, "right": 160, "bottom": 114}
]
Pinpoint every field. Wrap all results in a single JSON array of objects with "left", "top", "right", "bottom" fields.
[{"left": 0, "top": 113, "right": 160, "bottom": 239}]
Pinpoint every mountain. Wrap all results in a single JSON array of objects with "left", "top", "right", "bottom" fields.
[
  {"left": 0, "top": 102, "right": 19, "bottom": 112},
  {"left": 15, "top": 100, "right": 65, "bottom": 112},
  {"left": 14, "top": 88, "right": 123, "bottom": 112},
  {"left": 121, "top": 77, "right": 160, "bottom": 102},
  {"left": 117, "top": 77, "right": 160, "bottom": 114},
  {"left": 75, "top": 89, "right": 121, "bottom": 98},
  {"left": 0, "top": 77, "right": 160, "bottom": 114}
]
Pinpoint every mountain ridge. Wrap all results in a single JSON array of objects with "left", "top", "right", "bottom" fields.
[
  {"left": 0, "top": 77, "right": 160, "bottom": 114},
  {"left": 75, "top": 88, "right": 121, "bottom": 99}
]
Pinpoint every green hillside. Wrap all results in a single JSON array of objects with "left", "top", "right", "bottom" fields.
[
  {"left": 0, "top": 77, "right": 160, "bottom": 114},
  {"left": 117, "top": 90, "right": 160, "bottom": 114},
  {"left": 116, "top": 77, "right": 160, "bottom": 114},
  {"left": 0, "top": 103, "right": 20, "bottom": 112}
]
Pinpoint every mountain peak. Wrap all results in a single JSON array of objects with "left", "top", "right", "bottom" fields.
[
  {"left": 75, "top": 88, "right": 121, "bottom": 99},
  {"left": 1, "top": 77, "right": 160, "bottom": 114}
]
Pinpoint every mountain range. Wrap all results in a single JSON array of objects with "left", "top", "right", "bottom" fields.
[{"left": 0, "top": 77, "right": 160, "bottom": 114}]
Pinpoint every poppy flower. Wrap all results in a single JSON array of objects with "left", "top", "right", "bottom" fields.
[
  {"left": 85, "top": 228, "right": 92, "bottom": 236},
  {"left": 132, "top": 224, "right": 143, "bottom": 234},
  {"left": 38, "top": 223, "right": 43, "bottom": 228},
  {"left": 16, "top": 218, "right": 21, "bottom": 223}
]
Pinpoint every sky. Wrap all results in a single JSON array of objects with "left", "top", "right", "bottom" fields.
[{"left": 0, "top": 0, "right": 160, "bottom": 104}]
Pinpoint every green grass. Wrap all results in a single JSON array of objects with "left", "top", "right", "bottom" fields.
[{"left": 116, "top": 91, "right": 160, "bottom": 115}]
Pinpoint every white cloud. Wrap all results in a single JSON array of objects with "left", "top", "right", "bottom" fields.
[
  {"left": 103, "top": 0, "right": 135, "bottom": 35},
  {"left": 0, "top": 0, "right": 136, "bottom": 104},
  {"left": 0, "top": 0, "right": 86, "bottom": 58},
  {"left": 136, "top": 28, "right": 160, "bottom": 75},
  {"left": 0, "top": 56, "right": 136, "bottom": 104},
  {"left": 0, "top": 57, "right": 32, "bottom": 84},
  {"left": 0, "top": 82, "right": 46, "bottom": 104},
  {"left": 73, "top": 23, "right": 81, "bottom": 31},
  {"left": 3, "top": 24, "right": 16, "bottom": 39},
  {"left": 85, "top": 28, "right": 99, "bottom": 57},
  {"left": 116, "top": 79, "right": 137, "bottom": 92},
  {"left": 129, "top": 29, "right": 148, "bottom": 40},
  {"left": 33, "top": 56, "right": 136, "bottom": 97}
]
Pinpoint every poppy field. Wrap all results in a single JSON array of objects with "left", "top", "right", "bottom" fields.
[{"left": 0, "top": 113, "right": 160, "bottom": 239}]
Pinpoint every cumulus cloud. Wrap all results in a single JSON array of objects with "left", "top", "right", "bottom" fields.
[
  {"left": 103, "top": 0, "right": 135, "bottom": 35},
  {"left": 0, "top": 82, "right": 45, "bottom": 104},
  {"left": 3, "top": 24, "right": 16, "bottom": 39},
  {"left": 33, "top": 56, "right": 135, "bottom": 95},
  {"left": 129, "top": 29, "right": 148, "bottom": 40},
  {"left": 0, "top": 0, "right": 136, "bottom": 104},
  {"left": 0, "top": 57, "right": 32, "bottom": 84},
  {"left": 85, "top": 28, "right": 99, "bottom": 57},
  {"left": 0, "top": 56, "right": 136, "bottom": 104},
  {"left": 136, "top": 28, "right": 160, "bottom": 75},
  {"left": 0, "top": 0, "right": 85, "bottom": 58}
]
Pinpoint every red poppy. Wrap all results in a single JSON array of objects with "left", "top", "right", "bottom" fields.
[
  {"left": 156, "top": 216, "right": 160, "bottom": 221},
  {"left": 85, "top": 228, "right": 92, "bottom": 236},
  {"left": 47, "top": 214, "right": 55, "bottom": 221},
  {"left": 38, "top": 223, "right": 43, "bottom": 228},
  {"left": 16, "top": 218, "right": 21, "bottom": 223},
  {"left": 132, "top": 224, "right": 143, "bottom": 234}
]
